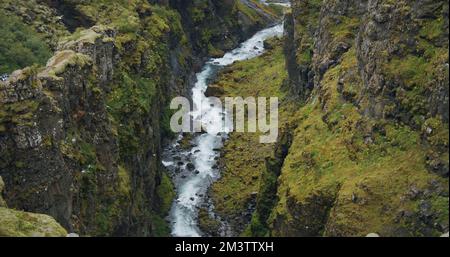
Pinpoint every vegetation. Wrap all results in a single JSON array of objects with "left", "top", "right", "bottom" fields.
[
  {"left": 0, "top": 0, "right": 447, "bottom": 238},
  {"left": 0, "top": 14, "right": 52, "bottom": 74},
  {"left": 0, "top": 207, "right": 67, "bottom": 237},
  {"left": 208, "top": 33, "right": 448, "bottom": 236},
  {"left": 271, "top": 48, "right": 448, "bottom": 236},
  {"left": 207, "top": 39, "right": 292, "bottom": 235}
]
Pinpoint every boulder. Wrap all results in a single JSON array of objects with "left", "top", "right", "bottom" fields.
[
  {"left": 205, "top": 85, "right": 224, "bottom": 97},
  {"left": 186, "top": 163, "right": 196, "bottom": 171}
]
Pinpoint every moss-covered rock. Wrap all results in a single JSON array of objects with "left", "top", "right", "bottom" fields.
[
  {"left": 269, "top": 0, "right": 449, "bottom": 237},
  {"left": 0, "top": 176, "right": 67, "bottom": 237},
  {"left": 0, "top": 207, "right": 67, "bottom": 237}
]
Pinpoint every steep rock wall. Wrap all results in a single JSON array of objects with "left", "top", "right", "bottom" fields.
[{"left": 267, "top": 0, "right": 449, "bottom": 237}]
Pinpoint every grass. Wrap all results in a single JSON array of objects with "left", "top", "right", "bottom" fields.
[
  {"left": 0, "top": 13, "right": 52, "bottom": 74},
  {"left": 207, "top": 39, "right": 291, "bottom": 234}
]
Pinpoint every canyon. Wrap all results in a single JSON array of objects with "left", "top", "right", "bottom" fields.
[{"left": 0, "top": 0, "right": 448, "bottom": 237}]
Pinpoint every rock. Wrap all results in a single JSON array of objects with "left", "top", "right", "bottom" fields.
[
  {"left": 205, "top": 85, "right": 224, "bottom": 97},
  {"left": 407, "top": 185, "right": 422, "bottom": 200},
  {"left": 263, "top": 40, "right": 274, "bottom": 50},
  {"left": 186, "top": 163, "right": 195, "bottom": 171},
  {"left": 366, "top": 233, "right": 380, "bottom": 237},
  {"left": 441, "top": 232, "right": 449, "bottom": 237},
  {"left": 66, "top": 233, "right": 80, "bottom": 237},
  {"left": 419, "top": 200, "right": 433, "bottom": 218},
  {"left": 351, "top": 193, "right": 358, "bottom": 203}
]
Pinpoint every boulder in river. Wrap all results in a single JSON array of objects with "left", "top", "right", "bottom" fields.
[{"left": 186, "top": 163, "right": 195, "bottom": 171}]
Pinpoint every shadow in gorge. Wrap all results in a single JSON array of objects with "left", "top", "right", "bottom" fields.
[{"left": 42, "top": 0, "right": 95, "bottom": 32}]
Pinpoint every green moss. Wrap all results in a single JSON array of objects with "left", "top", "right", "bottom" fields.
[
  {"left": 270, "top": 47, "right": 448, "bottom": 237},
  {"left": 198, "top": 208, "right": 221, "bottom": 236},
  {"left": 0, "top": 207, "right": 67, "bottom": 237},
  {"left": 118, "top": 165, "right": 131, "bottom": 197},
  {"left": 156, "top": 172, "right": 175, "bottom": 215},
  {"left": 209, "top": 40, "right": 289, "bottom": 234},
  {"left": 292, "top": 0, "right": 322, "bottom": 66},
  {"left": 430, "top": 196, "right": 449, "bottom": 226},
  {"left": 0, "top": 13, "right": 52, "bottom": 74},
  {"left": 45, "top": 51, "right": 92, "bottom": 78},
  {"left": 329, "top": 16, "right": 360, "bottom": 42},
  {"left": 0, "top": 99, "right": 40, "bottom": 129},
  {"left": 150, "top": 212, "right": 171, "bottom": 237},
  {"left": 419, "top": 17, "right": 445, "bottom": 41}
]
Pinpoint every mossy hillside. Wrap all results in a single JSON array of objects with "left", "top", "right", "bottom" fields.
[
  {"left": 291, "top": 0, "right": 322, "bottom": 66},
  {"left": 381, "top": 2, "right": 449, "bottom": 129},
  {"left": 0, "top": 0, "right": 70, "bottom": 50},
  {"left": 207, "top": 39, "right": 291, "bottom": 235},
  {"left": 270, "top": 48, "right": 449, "bottom": 237},
  {"left": 0, "top": 14, "right": 52, "bottom": 74},
  {"left": 211, "top": 36, "right": 448, "bottom": 236}
]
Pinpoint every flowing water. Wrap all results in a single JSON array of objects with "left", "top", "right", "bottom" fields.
[{"left": 163, "top": 23, "right": 284, "bottom": 237}]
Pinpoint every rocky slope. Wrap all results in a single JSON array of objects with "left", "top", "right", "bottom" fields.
[
  {"left": 209, "top": 0, "right": 448, "bottom": 237},
  {"left": 267, "top": 0, "right": 449, "bottom": 237},
  {"left": 0, "top": 0, "right": 277, "bottom": 236}
]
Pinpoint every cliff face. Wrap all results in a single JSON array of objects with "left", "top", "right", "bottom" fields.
[
  {"left": 0, "top": 0, "right": 276, "bottom": 236},
  {"left": 162, "top": 0, "right": 278, "bottom": 57},
  {"left": 266, "top": 0, "right": 449, "bottom": 236}
]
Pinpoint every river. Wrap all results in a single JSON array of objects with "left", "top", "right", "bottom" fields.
[{"left": 163, "top": 23, "right": 284, "bottom": 237}]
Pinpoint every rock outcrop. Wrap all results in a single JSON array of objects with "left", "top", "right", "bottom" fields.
[{"left": 259, "top": 0, "right": 449, "bottom": 237}]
